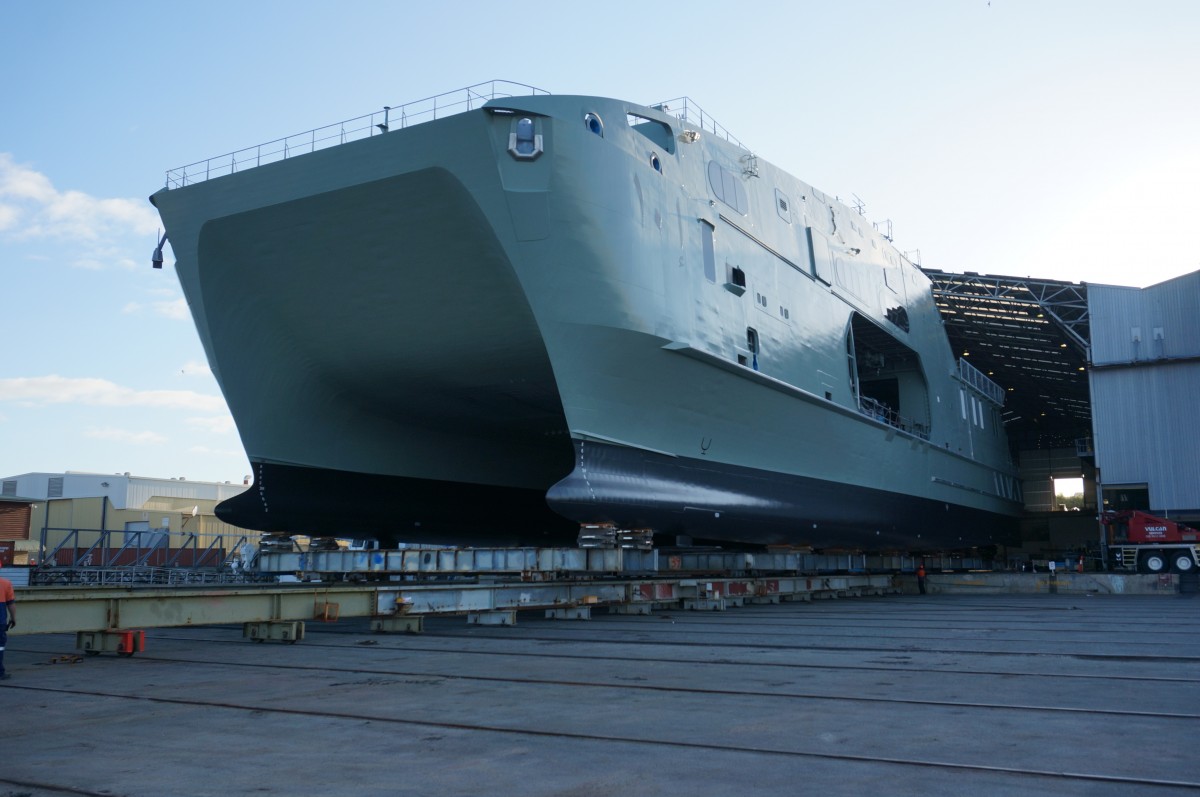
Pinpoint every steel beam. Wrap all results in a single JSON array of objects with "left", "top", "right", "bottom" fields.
[{"left": 9, "top": 575, "right": 898, "bottom": 639}]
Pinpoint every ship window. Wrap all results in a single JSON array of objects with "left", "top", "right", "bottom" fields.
[
  {"left": 730, "top": 266, "right": 746, "bottom": 288},
  {"left": 707, "top": 161, "right": 748, "bottom": 214},
  {"left": 514, "top": 118, "right": 536, "bottom": 155},
  {"left": 746, "top": 327, "right": 759, "bottom": 353},
  {"left": 507, "top": 117, "right": 543, "bottom": 160},
  {"left": 584, "top": 112, "right": 604, "bottom": 137},
  {"left": 650, "top": 152, "right": 662, "bottom": 173},
  {"left": 701, "top": 220, "right": 716, "bottom": 283}
]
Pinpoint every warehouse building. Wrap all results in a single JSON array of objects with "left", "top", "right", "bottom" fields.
[
  {"left": 928, "top": 268, "right": 1200, "bottom": 560},
  {"left": 0, "top": 472, "right": 254, "bottom": 566},
  {"left": 1088, "top": 271, "right": 1200, "bottom": 523}
]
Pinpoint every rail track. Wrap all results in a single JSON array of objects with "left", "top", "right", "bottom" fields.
[
  {"left": 5, "top": 677, "right": 1198, "bottom": 793},
  {"left": 5, "top": 595, "right": 1199, "bottom": 795}
]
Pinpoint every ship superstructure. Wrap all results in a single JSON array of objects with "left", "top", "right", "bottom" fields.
[{"left": 151, "top": 81, "right": 1021, "bottom": 548}]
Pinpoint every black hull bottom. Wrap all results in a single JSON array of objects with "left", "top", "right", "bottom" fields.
[
  {"left": 220, "top": 442, "right": 1018, "bottom": 550},
  {"left": 545, "top": 441, "right": 1019, "bottom": 550},
  {"left": 216, "top": 462, "right": 578, "bottom": 547}
]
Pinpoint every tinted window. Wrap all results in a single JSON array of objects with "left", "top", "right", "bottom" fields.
[{"left": 707, "top": 161, "right": 748, "bottom": 214}]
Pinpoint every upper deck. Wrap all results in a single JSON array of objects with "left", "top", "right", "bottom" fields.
[{"left": 162, "top": 81, "right": 746, "bottom": 189}]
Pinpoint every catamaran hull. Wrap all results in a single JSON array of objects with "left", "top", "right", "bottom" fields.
[
  {"left": 152, "top": 89, "right": 1023, "bottom": 550},
  {"left": 217, "top": 440, "right": 1012, "bottom": 549}
]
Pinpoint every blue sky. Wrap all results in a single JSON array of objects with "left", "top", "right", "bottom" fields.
[{"left": 2, "top": 0, "right": 1197, "bottom": 483}]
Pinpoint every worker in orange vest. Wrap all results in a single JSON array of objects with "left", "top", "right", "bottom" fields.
[
  {"left": 0, "top": 562, "right": 16, "bottom": 680},
  {"left": 916, "top": 563, "right": 927, "bottom": 595}
]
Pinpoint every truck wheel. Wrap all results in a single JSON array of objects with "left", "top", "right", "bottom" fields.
[
  {"left": 1141, "top": 552, "right": 1167, "bottom": 574},
  {"left": 1172, "top": 552, "right": 1195, "bottom": 573}
]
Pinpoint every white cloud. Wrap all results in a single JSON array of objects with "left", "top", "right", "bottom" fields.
[
  {"left": 0, "top": 152, "right": 160, "bottom": 244},
  {"left": 154, "top": 298, "right": 190, "bottom": 320},
  {"left": 85, "top": 427, "right": 169, "bottom": 445},
  {"left": 185, "top": 415, "right": 236, "bottom": 435},
  {"left": 0, "top": 156, "right": 56, "bottom": 203},
  {"left": 121, "top": 297, "right": 190, "bottom": 320},
  {"left": 0, "top": 203, "right": 18, "bottom": 231},
  {"left": 179, "top": 360, "right": 213, "bottom": 377},
  {"left": 0, "top": 375, "right": 226, "bottom": 413}
]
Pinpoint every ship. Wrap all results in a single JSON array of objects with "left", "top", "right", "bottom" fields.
[{"left": 150, "top": 81, "right": 1022, "bottom": 550}]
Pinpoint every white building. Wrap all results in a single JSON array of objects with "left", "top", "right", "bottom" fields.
[{"left": 1, "top": 471, "right": 251, "bottom": 509}]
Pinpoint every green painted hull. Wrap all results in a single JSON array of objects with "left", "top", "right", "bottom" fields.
[{"left": 151, "top": 93, "right": 1021, "bottom": 547}]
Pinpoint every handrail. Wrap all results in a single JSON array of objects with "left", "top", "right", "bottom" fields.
[
  {"left": 36, "top": 526, "right": 253, "bottom": 570},
  {"left": 650, "top": 97, "right": 748, "bottom": 151},
  {"left": 957, "top": 358, "right": 1005, "bottom": 406},
  {"left": 164, "top": 80, "right": 549, "bottom": 189},
  {"left": 858, "top": 396, "right": 930, "bottom": 440}
]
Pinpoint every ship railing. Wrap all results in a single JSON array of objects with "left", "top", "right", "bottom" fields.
[
  {"left": 858, "top": 396, "right": 930, "bottom": 440},
  {"left": 650, "top": 97, "right": 747, "bottom": 151},
  {"left": 34, "top": 525, "right": 253, "bottom": 571},
  {"left": 164, "top": 80, "right": 550, "bottom": 189},
  {"left": 957, "top": 358, "right": 1005, "bottom": 406}
]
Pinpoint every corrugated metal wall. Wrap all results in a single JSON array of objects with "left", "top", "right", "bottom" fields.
[
  {"left": 0, "top": 504, "right": 30, "bottom": 540},
  {"left": 1090, "top": 272, "right": 1200, "bottom": 365},
  {"left": 1089, "top": 272, "right": 1200, "bottom": 517}
]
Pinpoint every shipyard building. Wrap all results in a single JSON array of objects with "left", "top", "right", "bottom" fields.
[
  {"left": 926, "top": 268, "right": 1200, "bottom": 561},
  {"left": 0, "top": 472, "right": 253, "bottom": 572}
]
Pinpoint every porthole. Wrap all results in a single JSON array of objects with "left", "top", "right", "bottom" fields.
[
  {"left": 584, "top": 112, "right": 604, "bottom": 137},
  {"left": 650, "top": 152, "right": 662, "bottom": 173}
]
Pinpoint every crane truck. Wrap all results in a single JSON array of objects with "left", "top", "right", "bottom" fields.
[{"left": 1103, "top": 510, "right": 1200, "bottom": 574}]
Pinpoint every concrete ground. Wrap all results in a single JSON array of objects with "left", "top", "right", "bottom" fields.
[{"left": 2, "top": 592, "right": 1198, "bottom": 796}]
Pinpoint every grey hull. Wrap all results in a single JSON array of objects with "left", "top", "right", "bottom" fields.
[{"left": 151, "top": 90, "right": 1023, "bottom": 549}]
